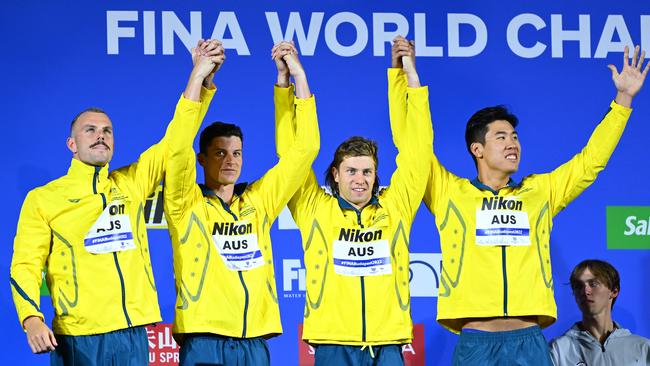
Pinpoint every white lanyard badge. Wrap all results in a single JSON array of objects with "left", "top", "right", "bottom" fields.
[
  {"left": 84, "top": 201, "right": 136, "bottom": 254},
  {"left": 212, "top": 220, "right": 264, "bottom": 271},
  {"left": 332, "top": 227, "right": 392, "bottom": 276}
]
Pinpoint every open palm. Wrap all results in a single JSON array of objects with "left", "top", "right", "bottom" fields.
[{"left": 610, "top": 45, "right": 649, "bottom": 98}]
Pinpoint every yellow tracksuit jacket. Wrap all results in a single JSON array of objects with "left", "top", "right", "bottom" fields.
[
  {"left": 163, "top": 85, "right": 319, "bottom": 340},
  {"left": 10, "top": 91, "right": 213, "bottom": 335},
  {"left": 278, "top": 70, "right": 433, "bottom": 346},
  {"left": 410, "top": 81, "right": 632, "bottom": 333}
]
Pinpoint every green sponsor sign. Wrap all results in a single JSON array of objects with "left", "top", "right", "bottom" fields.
[{"left": 606, "top": 206, "right": 650, "bottom": 249}]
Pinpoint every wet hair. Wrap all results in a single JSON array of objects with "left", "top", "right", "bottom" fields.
[
  {"left": 199, "top": 122, "right": 243, "bottom": 154},
  {"left": 569, "top": 259, "right": 620, "bottom": 309},
  {"left": 325, "top": 136, "right": 379, "bottom": 196},
  {"left": 70, "top": 107, "right": 108, "bottom": 133},
  {"left": 465, "top": 105, "right": 518, "bottom": 167}
]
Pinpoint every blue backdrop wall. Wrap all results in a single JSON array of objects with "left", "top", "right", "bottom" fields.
[{"left": 2, "top": 1, "right": 649, "bottom": 364}]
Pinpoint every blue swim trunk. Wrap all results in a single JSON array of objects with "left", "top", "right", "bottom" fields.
[
  {"left": 452, "top": 325, "right": 553, "bottom": 366},
  {"left": 51, "top": 326, "right": 148, "bottom": 366},
  {"left": 179, "top": 334, "right": 270, "bottom": 366},
  {"left": 314, "top": 344, "right": 403, "bottom": 366}
]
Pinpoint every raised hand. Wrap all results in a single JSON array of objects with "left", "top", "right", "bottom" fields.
[
  {"left": 271, "top": 41, "right": 297, "bottom": 87},
  {"left": 610, "top": 45, "right": 649, "bottom": 107},
  {"left": 391, "top": 35, "right": 410, "bottom": 69},
  {"left": 280, "top": 42, "right": 305, "bottom": 79},
  {"left": 185, "top": 39, "right": 224, "bottom": 101},
  {"left": 392, "top": 36, "right": 420, "bottom": 87},
  {"left": 191, "top": 39, "right": 206, "bottom": 71},
  {"left": 272, "top": 41, "right": 310, "bottom": 98},
  {"left": 192, "top": 39, "right": 225, "bottom": 84}
]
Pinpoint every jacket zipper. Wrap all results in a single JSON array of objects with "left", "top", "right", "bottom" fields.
[
  {"left": 94, "top": 167, "right": 132, "bottom": 327},
  {"left": 502, "top": 246, "right": 508, "bottom": 316},
  {"left": 355, "top": 210, "right": 367, "bottom": 342},
  {"left": 217, "top": 196, "right": 249, "bottom": 338}
]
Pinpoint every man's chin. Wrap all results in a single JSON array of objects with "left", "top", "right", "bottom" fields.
[
  {"left": 80, "top": 156, "right": 111, "bottom": 167},
  {"left": 506, "top": 165, "right": 519, "bottom": 175},
  {"left": 347, "top": 195, "right": 371, "bottom": 208},
  {"left": 218, "top": 178, "right": 239, "bottom": 185}
]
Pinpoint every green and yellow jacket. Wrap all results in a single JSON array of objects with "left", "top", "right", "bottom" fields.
[
  {"left": 164, "top": 85, "right": 319, "bottom": 340},
  {"left": 10, "top": 90, "right": 213, "bottom": 335},
  {"left": 419, "top": 92, "right": 632, "bottom": 333},
  {"left": 279, "top": 69, "right": 433, "bottom": 346}
]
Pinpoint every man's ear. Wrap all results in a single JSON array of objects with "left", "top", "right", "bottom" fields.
[
  {"left": 470, "top": 142, "right": 483, "bottom": 160},
  {"left": 67, "top": 137, "right": 77, "bottom": 155},
  {"left": 197, "top": 153, "right": 206, "bottom": 167},
  {"left": 332, "top": 166, "right": 340, "bottom": 183}
]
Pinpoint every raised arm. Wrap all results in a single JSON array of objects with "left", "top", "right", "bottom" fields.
[
  {"left": 388, "top": 36, "right": 419, "bottom": 150},
  {"left": 383, "top": 38, "right": 434, "bottom": 219},
  {"left": 252, "top": 41, "right": 319, "bottom": 221},
  {"left": 273, "top": 41, "right": 299, "bottom": 158},
  {"left": 548, "top": 45, "right": 648, "bottom": 215},
  {"left": 114, "top": 40, "right": 219, "bottom": 203},
  {"left": 163, "top": 40, "right": 223, "bottom": 222},
  {"left": 271, "top": 42, "right": 322, "bottom": 227}
]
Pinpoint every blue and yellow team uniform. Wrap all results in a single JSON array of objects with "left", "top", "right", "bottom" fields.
[
  {"left": 163, "top": 85, "right": 319, "bottom": 364},
  {"left": 277, "top": 70, "right": 432, "bottom": 357},
  {"left": 10, "top": 91, "right": 213, "bottom": 363}
]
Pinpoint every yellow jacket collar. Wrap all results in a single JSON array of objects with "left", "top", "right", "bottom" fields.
[{"left": 66, "top": 158, "right": 110, "bottom": 193}]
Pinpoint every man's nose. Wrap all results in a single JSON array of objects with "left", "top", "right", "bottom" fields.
[{"left": 96, "top": 130, "right": 106, "bottom": 140}]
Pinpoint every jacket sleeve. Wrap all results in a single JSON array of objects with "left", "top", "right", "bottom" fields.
[
  {"left": 547, "top": 101, "right": 631, "bottom": 216},
  {"left": 118, "top": 87, "right": 215, "bottom": 204},
  {"left": 382, "top": 69, "right": 434, "bottom": 221},
  {"left": 274, "top": 85, "right": 324, "bottom": 228},
  {"left": 287, "top": 170, "right": 324, "bottom": 231},
  {"left": 163, "top": 87, "right": 216, "bottom": 224},
  {"left": 387, "top": 68, "right": 408, "bottom": 151},
  {"left": 250, "top": 86, "right": 320, "bottom": 221},
  {"left": 384, "top": 69, "right": 454, "bottom": 217},
  {"left": 275, "top": 84, "right": 296, "bottom": 159},
  {"left": 10, "top": 190, "right": 50, "bottom": 326}
]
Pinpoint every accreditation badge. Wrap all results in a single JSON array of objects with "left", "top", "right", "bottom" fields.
[
  {"left": 84, "top": 201, "right": 136, "bottom": 254},
  {"left": 212, "top": 220, "right": 264, "bottom": 271},
  {"left": 475, "top": 207, "right": 531, "bottom": 246},
  {"left": 332, "top": 227, "right": 392, "bottom": 276}
]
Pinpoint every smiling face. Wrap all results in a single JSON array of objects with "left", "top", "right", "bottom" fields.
[
  {"left": 67, "top": 111, "right": 114, "bottom": 166},
  {"left": 198, "top": 136, "right": 243, "bottom": 188},
  {"left": 332, "top": 155, "right": 376, "bottom": 210},
  {"left": 472, "top": 120, "right": 520, "bottom": 177}
]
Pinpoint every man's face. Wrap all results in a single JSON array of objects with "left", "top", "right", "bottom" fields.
[
  {"left": 67, "top": 112, "right": 114, "bottom": 166},
  {"left": 198, "top": 136, "right": 243, "bottom": 187},
  {"left": 333, "top": 155, "right": 376, "bottom": 210},
  {"left": 474, "top": 120, "right": 520, "bottom": 176},
  {"left": 572, "top": 268, "right": 618, "bottom": 317}
]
